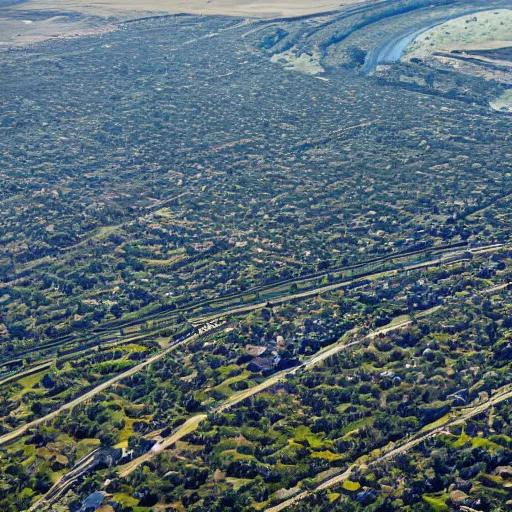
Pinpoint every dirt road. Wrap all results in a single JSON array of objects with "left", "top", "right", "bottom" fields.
[
  {"left": 266, "top": 384, "right": 512, "bottom": 511},
  {"left": 118, "top": 315, "right": 428, "bottom": 478},
  {"left": 118, "top": 414, "right": 207, "bottom": 477},
  {"left": 0, "top": 334, "right": 197, "bottom": 447}
]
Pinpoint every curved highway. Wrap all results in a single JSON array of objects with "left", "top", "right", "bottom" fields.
[{"left": 362, "top": 7, "right": 497, "bottom": 75}]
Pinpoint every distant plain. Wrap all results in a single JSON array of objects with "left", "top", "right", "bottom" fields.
[{"left": 0, "top": 0, "right": 369, "bottom": 46}]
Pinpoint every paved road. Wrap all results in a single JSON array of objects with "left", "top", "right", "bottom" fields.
[
  {"left": 59, "top": 241, "right": 487, "bottom": 336},
  {"left": 361, "top": 7, "right": 497, "bottom": 74},
  {"left": 4, "top": 241, "right": 500, "bottom": 368},
  {"left": 2, "top": 244, "right": 506, "bottom": 446},
  {"left": 480, "top": 282, "right": 511, "bottom": 295},
  {"left": 191, "top": 245, "right": 500, "bottom": 325},
  {"left": 30, "top": 274, "right": 510, "bottom": 507}
]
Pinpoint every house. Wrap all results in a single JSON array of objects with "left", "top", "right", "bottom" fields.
[
  {"left": 248, "top": 357, "right": 277, "bottom": 373},
  {"left": 494, "top": 466, "right": 512, "bottom": 479},
  {"left": 276, "top": 335, "right": 286, "bottom": 350},
  {"left": 245, "top": 345, "right": 267, "bottom": 357}
]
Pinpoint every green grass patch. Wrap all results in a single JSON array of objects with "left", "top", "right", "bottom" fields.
[
  {"left": 226, "top": 477, "right": 253, "bottom": 491},
  {"left": 423, "top": 494, "right": 449, "bottom": 511},
  {"left": 340, "top": 416, "right": 375, "bottom": 436},
  {"left": 213, "top": 439, "right": 243, "bottom": 454},
  {"left": 115, "top": 418, "right": 138, "bottom": 449},
  {"left": 56, "top": 433, "right": 74, "bottom": 445},
  {"left": 91, "top": 225, "right": 123, "bottom": 241},
  {"left": 342, "top": 480, "right": 361, "bottom": 492},
  {"left": 220, "top": 449, "right": 257, "bottom": 462},
  {"left": 311, "top": 450, "right": 343, "bottom": 461},
  {"left": 215, "top": 365, "right": 240, "bottom": 380},
  {"left": 92, "top": 360, "right": 135, "bottom": 374},
  {"left": 471, "top": 436, "right": 501, "bottom": 450},
  {"left": 20, "top": 487, "right": 35, "bottom": 500},
  {"left": 121, "top": 343, "right": 149, "bottom": 353},
  {"left": 7, "top": 437, "right": 36, "bottom": 465},
  {"left": 18, "top": 371, "right": 47, "bottom": 390},
  {"left": 270, "top": 440, "right": 305, "bottom": 461},
  {"left": 211, "top": 370, "right": 252, "bottom": 400},
  {"left": 420, "top": 413, "right": 452, "bottom": 433},
  {"left": 328, "top": 492, "right": 341, "bottom": 503},
  {"left": 292, "top": 425, "right": 326, "bottom": 449},
  {"left": 388, "top": 314, "right": 411, "bottom": 326},
  {"left": 140, "top": 252, "right": 187, "bottom": 269},
  {"left": 489, "top": 434, "right": 512, "bottom": 448},
  {"left": 120, "top": 303, "right": 163, "bottom": 321},
  {"left": 114, "top": 493, "right": 139, "bottom": 507},
  {"left": 194, "top": 390, "right": 208, "bottom": 402},
  {"left": 222, "top": 370, "right": 251, "bottom": 387},
  {"left": 76, "top": 438, "right": 101, "bottom": 460},
  {"left": 452, "top": 431, "right": 501, "bottom": 450},
  {"left": 211, "top": 383, "right": 234, "bottom": 399}
]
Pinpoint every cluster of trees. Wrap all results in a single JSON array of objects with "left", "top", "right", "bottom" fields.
[{"left": 107, "top": 287, "right": 512, "bottom": 510}]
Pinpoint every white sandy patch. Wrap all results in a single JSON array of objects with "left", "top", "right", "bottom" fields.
[
  {"left": 271, "top": 47, "right": 324, "bottom": 75},
  {"left": 3, "top": 0, "right": 366, "bottom": 47}
]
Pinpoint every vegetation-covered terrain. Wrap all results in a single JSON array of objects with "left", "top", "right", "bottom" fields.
[{"left": 0, "top": 0, "right": 511, "bottom": 510}]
